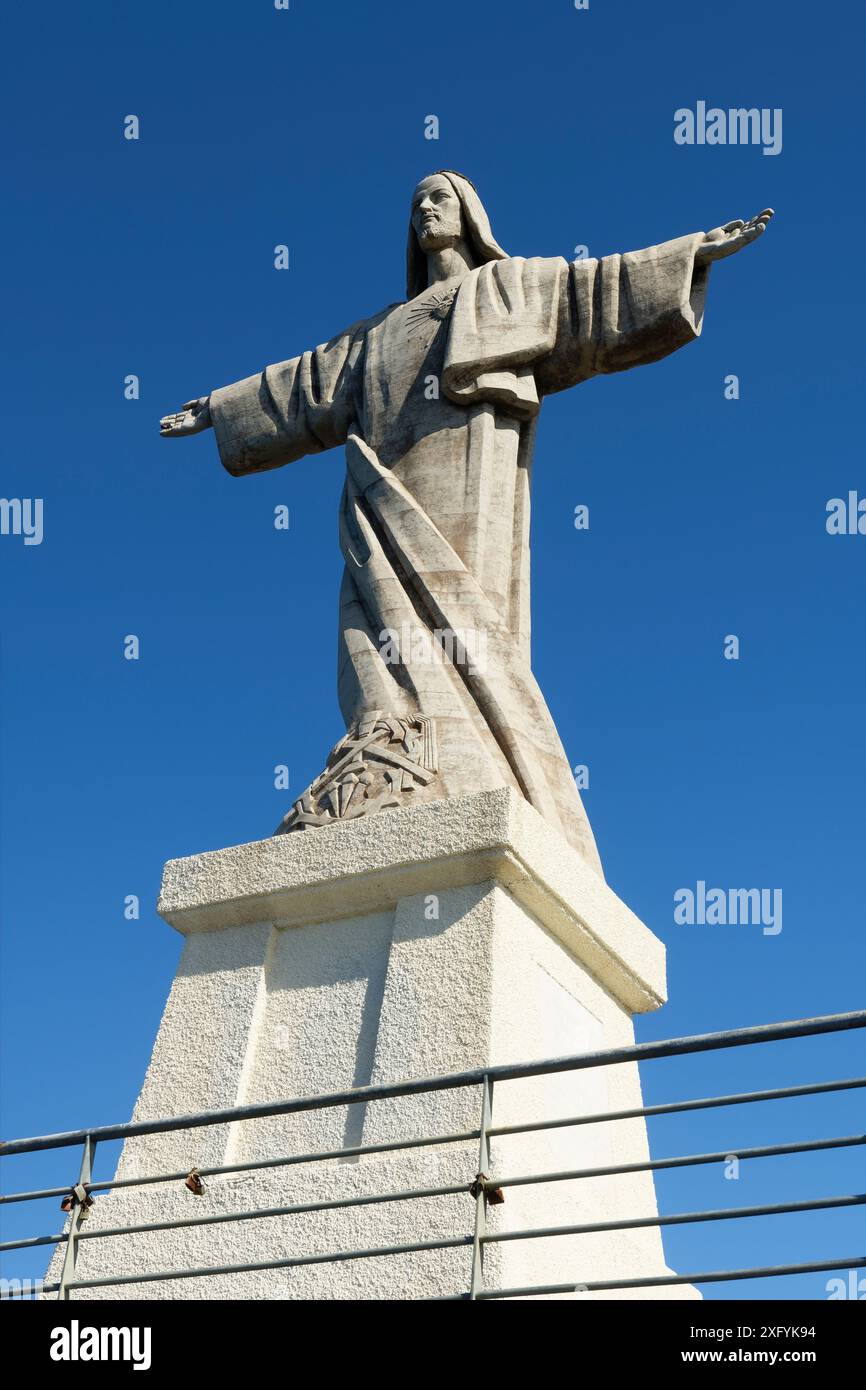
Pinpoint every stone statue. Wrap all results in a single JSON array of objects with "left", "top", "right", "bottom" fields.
[{"left": 161, "top": 172, "right": 772, "bottom": 874}]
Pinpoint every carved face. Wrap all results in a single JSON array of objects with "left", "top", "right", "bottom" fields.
[{"left": 411, "top": 175, "right": 463, "bottom": 253}]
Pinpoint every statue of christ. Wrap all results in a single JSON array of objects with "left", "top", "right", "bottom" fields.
[{"left": 161, "top": 171, "right": 772, "bottom": 875}]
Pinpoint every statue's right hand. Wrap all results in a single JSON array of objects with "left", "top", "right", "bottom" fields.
[{"left": 159, "top": 396, "right": 212, "bottom": 438}]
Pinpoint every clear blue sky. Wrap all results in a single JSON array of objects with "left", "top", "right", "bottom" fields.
[{"left": 1, "top": 0, "right": 863, "bottom": 1299}]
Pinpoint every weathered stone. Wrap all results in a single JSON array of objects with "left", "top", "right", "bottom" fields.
[
  {"left": 44, "top": 790, "right": 698, "bottom": 1301},
  {"left": 160, "top": 173, "right": 772, "bottom": 875}
]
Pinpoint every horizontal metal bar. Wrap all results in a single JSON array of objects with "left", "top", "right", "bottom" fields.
[
  {"left": 0, "top": 1184, "right": 78, "bottom": 1207},
  {"left": 95, "top": 1125, "right": 479, "bottom": 1194},
  {"left": 6, "top": 1073, "right": 865, "bottom": 1208},
  {"left": 14, "top": 1256, "right": 866, "bottom": 1301},
  {"left": 487, "top": 1076, "right": 866, "bottom": 1140},
  {"left": 48, "top": 1231, "right": 475, "bottom": 1292},
  {"left": 143, "top": 1134, "right": 475, "bottom": 1199},
  {"left": 10, "top": 1133, "right": 858, "bottom": 1253},
  {"left": 23, "top": 1190, "right": 866, "bottom": 1294},
  {"left": 0, "top": 1232, "right": 65, "bottom": 1252},
  {"left": 4, "top": 1010, "right": 864, "bottom": 1157},
  {"left": 488, "top": 1133, "right": 865, "bottom": 1191},
  {"left": 468, "top": 1255, "right": 866, "bottom": 1300},
  {"left": 0, "top": 1125, "right": 481, "bottom": 1207},
  {"left": 0, "top": 1175, "right": 473, "bottom": 1253},
  {"left": 482, "top": 1193, "right": 865, "bottom": 1245}
]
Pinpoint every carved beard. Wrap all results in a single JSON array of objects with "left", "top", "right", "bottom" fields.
[{"left": 416, "top": 218, "right": 461, "bottom": 251}]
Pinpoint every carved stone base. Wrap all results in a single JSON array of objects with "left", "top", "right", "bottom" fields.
[{"left": 275, "top": 711, "right": 439, "bottom": 833}]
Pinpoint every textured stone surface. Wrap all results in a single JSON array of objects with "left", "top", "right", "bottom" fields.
[
  {"left": 45, "top": 791, "right": 697, "bottom": 1300},
  {"left": 158, "top": 787, "right": 666, "bottom": 1013},
  {"left": 160, "top": 169, "right": 773, "bottom": 867}
]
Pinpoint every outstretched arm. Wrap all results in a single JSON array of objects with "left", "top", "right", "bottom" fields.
[
  {"left": 536, "top": 208, "right": 775, "bottom": 396},
  {"left": 156, "top": 315, "right": 373, "bottom": 476}
]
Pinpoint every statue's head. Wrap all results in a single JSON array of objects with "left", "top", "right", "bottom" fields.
[{"left": 406, "top": 171, "right": 507, "bottom": 299}]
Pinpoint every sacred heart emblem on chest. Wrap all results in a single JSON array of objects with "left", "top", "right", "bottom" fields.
[{"left": 405, "top": 286, "right": 458, "bottom": 340}]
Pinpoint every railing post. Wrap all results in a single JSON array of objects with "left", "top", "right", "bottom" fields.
[
  {"left": 469, "top": 1075, "right": 493, "bottom": 1300},
  {"left": 57, "top": 1135, "right": 95, "bottom": 1301}
]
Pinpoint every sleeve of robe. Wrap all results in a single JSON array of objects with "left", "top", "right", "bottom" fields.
[
  {"left": 535, "top": 232, "right": 711, "bottom": 396},
  {"left": 208, "top": 313, "right": 380, "bottom": 477}
]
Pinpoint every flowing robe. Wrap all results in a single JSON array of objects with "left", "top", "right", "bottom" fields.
[{"left": 210, "top": 234, "right": 710, "bottom": 875}]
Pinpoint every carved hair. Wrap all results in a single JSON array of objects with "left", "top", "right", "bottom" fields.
[{"left": 406, "top": 171, "right": 508, "bottom": 300}]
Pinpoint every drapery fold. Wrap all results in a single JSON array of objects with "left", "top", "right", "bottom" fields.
[{"left": 207, "top": 233, "right": 710, "bottom": 872}]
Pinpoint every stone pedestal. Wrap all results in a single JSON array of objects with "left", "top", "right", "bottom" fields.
[{"left": 46, "top": 789, "right": 698, "bottom": 1300}]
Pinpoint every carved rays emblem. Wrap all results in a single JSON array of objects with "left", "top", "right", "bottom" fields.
[{"left": 405, "top": 286, "right": 458, "bottom": 339}]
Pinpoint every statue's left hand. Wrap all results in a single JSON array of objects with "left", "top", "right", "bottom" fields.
[{"left": 696, "top": 209, "right": 774, "bottom": 264}]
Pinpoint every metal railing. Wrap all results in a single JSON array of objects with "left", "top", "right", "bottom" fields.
[{"left": 1, "top": 1010, "right": 864, "bottom": 1300}]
